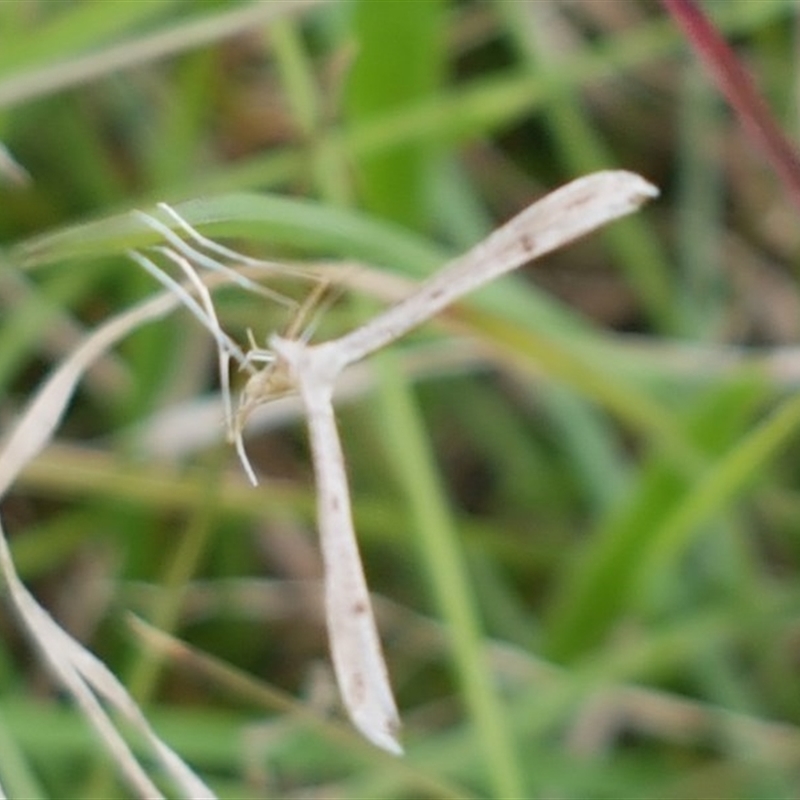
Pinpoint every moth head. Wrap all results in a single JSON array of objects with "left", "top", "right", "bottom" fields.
[{"left": 229, "top": 349, "right": 298, "bottom": 486}]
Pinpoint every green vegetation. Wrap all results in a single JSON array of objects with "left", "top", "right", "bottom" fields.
[{"left": 1, "top": 1, "right": 799, "bottom": 797}]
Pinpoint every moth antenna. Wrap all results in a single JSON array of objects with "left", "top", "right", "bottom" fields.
[
  {"left": 234, "top": 424, "right": 259, "bottom": 487},
  {"left": 220, "top": 349, "right": 234, "bottom": 443},
  {"left": 156, "top": 245, "right": 243, "bottom": 435},
  {"left": 127, "top": 249, "right": 245, "bottom": 366},
  {"left": 240, "top": 328, "right": 267, "bottom": 370},
  {"left": 156, "top": 202, "right": 293, "bottom": 273},
  {"left": 134, "top": 208, "right": 297, "bottom": 308},
  {"left": 299, "top": 280, "right": 346, "bottom": 344}
]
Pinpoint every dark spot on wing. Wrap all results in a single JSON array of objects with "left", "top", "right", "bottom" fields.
[
  {"left": 519, "top": 232, "right": 536, "bottom": 254},
  {"left": 351, "top": 671, "right": 365, "bottom": 703}
]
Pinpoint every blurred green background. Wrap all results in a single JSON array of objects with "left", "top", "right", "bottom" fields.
[{"left": 2, "top": 1, "right": 800, "bottom": 797}]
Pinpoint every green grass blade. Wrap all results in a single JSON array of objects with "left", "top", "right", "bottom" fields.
[{"left": 373, "top": 349, "right": 525, "bottom": 799}]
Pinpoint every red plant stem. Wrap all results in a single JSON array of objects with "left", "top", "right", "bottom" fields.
[{"left": 661, "top": 0, "right": 800, "bottom": 212}]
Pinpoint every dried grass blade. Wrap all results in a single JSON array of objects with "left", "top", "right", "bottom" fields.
[
  {"left": 0, "top": 530, "right": 169, "bottom": 798},
  {"left": 0, "top": 288, "right": 222, "bottom": 796},
  {"left": 0, "top": 291, "right": 183, "bottom": 497}
]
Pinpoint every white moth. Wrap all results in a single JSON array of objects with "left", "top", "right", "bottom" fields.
[{"left": 137, "top": 171, "right": 658, "bottom": 756}]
